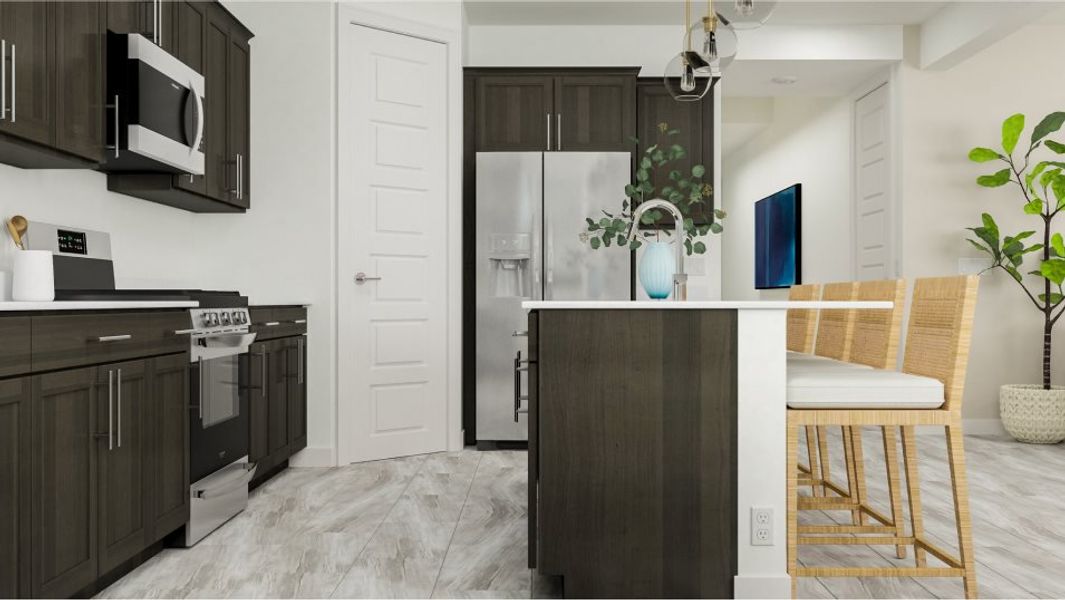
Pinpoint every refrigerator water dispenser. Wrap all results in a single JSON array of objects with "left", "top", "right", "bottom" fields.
[{"left": 488, "top": 233, "right": 531, "bottom": 298}]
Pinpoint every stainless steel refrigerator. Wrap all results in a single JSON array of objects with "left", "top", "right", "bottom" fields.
[{"left": 476, "top": 152, "right": 632, "bottom": 443}]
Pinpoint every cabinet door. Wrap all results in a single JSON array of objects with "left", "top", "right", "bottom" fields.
[
  {"left": 54, "top": 2, "right": 104, "bottom": 162},
  {"left": 226, "top": 33, "right": 250, "bottom": 209},
  {"left": 635, "top": 80, "right": 714, "bottom": 225},
  {"left": 31, "top": 367, "right": 97, "bottom": 599},
  {"left": 0, "top": 1, "right": 53, "bottom": 146},
  {"left": 267, "top": 340, "right": 288, "bottom": 458},
  {"left": 104, "top": 1, "right": 164, "bottom": 48},
  {"left": 0, "top": 377, "right": 30, "bottom": 599},
  {"left": 556, "top": 75, "right": 635, "bottom": 152},
  {"left": 171, "top": 1, "right": 207, "bottom": 196},
  {"left": 247, "top": 342, "right": 270, "bottom": 469},
  {"left": 475, "top": 76, "right": 554, "bottom": 151},
  {"left": 286, "top": 336, "right": 307, "bottom": 453},
  {"left": 203, "top": 13, "right": 228, "bottom": 201},
  {"left": 96, "top": 360, "right": 150, "bottom": 575},
  {"left": 148, "top": 354, "right": 189, "bottom": 542}
]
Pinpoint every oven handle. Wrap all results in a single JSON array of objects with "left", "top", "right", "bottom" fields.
[
  {"left": 197, "top": 357, "right": 204, "bottom": 421},
  {"left": 190, "top": 79, "right": 204, "bottom": 156},
  {"left": 194, "top": 463, "right": 257, "bottom": 500}
]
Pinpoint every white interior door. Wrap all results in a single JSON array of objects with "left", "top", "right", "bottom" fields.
[
  {"left": 853, "top": 83, "right": 895, "bottom": 280},
  {"left": 338, "top": 23, "right": 448, "bottom": 463}
]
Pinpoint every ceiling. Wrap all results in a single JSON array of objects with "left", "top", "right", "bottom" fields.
[
  {"left": 719, "top": 59, "right": 893, "bottom": 96},
  {"left": 463, "top": 1, "right": 951, "bottom": 26}
]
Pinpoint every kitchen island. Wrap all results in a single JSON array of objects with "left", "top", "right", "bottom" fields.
[{"left": 522, "top": 300, "right": 891, "bottom": 599}]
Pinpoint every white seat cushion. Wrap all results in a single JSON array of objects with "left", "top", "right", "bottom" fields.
[
  {"left": 789, "top": 358, "right": 873, "bottom": 373},
  {"left": 787, "top": 368, "right": 945, "bottom": 409}
]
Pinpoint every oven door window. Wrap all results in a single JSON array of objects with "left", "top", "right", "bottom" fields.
[{"left": 200, "top": 356, "right": 240, "bottom": 427}]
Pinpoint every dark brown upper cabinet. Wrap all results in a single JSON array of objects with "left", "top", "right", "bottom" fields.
[
  {"left": 475, "top": 75, "right": 554, "bottom": 151},
  {"left": 227, "top": 29, "right": 250, "bottom": 209},
  {"left": 635, "top": 78, "right": 715, "bottom": 225},
  {"left": 55, "top": 2, "right": 105, "bottom": 162},
  {"left": 470, "top": 69, "right": 639, "bottom": 153},
  {"left": 104, "top": 1, "right": 170, "bottom": 51},
  {"left": 556, "top": 75, "right": 635, "bottom": 152}
]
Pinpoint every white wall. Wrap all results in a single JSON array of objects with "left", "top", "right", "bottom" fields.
[
  {"left": 0, "top": 1, "right": 340, "bottom": 463},
  {"left": 896, "top": 23, "right": 1065, "bottom": 424},
  {"left": 721, "top": 96, "right": 853, "bottom": 301}
]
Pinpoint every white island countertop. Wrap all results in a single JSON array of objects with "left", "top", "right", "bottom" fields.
[
  {"left": 0, "top": 300, "right": 199, "bottom": 312},
  {"left": 523, "top": 300, "right": 893, "bottom": 310}
]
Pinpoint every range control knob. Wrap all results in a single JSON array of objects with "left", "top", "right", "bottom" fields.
[
  {"left": 235, "top": 312, "right": 247, "bottom": 324},
  {"left": 221, "top": 312, "right": 232, "bottom": 325}
]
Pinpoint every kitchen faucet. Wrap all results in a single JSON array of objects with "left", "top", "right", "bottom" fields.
[{"left": 628, "top": 199, "right": 688, "bottom": 301}]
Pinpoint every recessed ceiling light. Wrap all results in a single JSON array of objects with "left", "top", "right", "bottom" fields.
[{"left": 771, "top": 76, "right": 799, "bottom": 85}]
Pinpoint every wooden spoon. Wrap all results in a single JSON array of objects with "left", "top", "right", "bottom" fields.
[{"left": 7, "top": 215, "right": 27, "bottom": 250}]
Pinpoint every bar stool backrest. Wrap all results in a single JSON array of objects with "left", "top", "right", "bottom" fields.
[
  {"left": 902, "top": 276, "right": 980, "bottom": 414},
  {"left": 850, "top": 279, "right": 906, "bottom": 370},
  {"left": 787, "top": 284, "right": 822, "bottom": 353},
  {"left": 815, "top": 282, "right": 859, "bottom": 361}
]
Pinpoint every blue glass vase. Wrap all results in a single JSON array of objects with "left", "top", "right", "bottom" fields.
[{"left": 639, "top": 241, "right": 676, "bottom": 300}]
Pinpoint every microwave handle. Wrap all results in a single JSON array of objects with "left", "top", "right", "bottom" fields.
[{"left": 190, "top": 83, "right": 204, "bottom": 156}]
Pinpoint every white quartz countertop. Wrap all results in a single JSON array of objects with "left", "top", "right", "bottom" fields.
[
  {"left": 523, "top": 300, "right": 893, "bottom": 310},
  {"left": 0, "top": 301, "right": 199, "bottom": 311}
]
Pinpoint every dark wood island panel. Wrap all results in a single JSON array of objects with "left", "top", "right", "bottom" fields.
[{"left": 530, "top": 309, "right": 738, "bottom": 598}]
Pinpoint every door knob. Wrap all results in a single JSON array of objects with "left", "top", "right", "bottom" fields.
[{"left": 355, "top": 272, "right": 382, "bottom": 284}]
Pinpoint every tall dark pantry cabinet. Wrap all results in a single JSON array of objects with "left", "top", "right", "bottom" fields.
[{"left": 461, "top": 69, "right": 715, "bottom": 445}]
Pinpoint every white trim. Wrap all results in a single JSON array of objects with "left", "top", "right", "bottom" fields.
[
  {"left": 334, "top": 4, "right": 464, "bottom": 464},
  {"left": 848, "top": 68, "right": 897, "bottom": 281},
  {"left": 964, "top": 418, "right": 1007, "bottom": 437},
  {"left": 734, "top": 574, "right": 791, "bottom": 600},
  {"left": 523, "top": 300, "right": 892, "bottom": 311},
  {"left": 288, "top": 446, "right": 336, "bottom": 468}
]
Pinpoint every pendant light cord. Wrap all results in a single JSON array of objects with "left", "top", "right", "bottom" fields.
[{"left": 685, "top": 0, "right": 692, "bottom": 51}]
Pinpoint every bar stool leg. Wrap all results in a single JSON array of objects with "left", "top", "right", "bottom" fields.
[
  {"left": 787, "top": 419, "right": 800, "bottom": 599},
  {"left": 900, "top": 426, "right": 927, "bottom": 567},
  {"left": 945, "top": 422, "right": 978, "bottom": 598},
  {"left": 850, "top": 426, "right": 869, "bottom": 526},
  {"left": 804, "top": 426, "right": 823, "bottom": 496},
  {"left": 816, "top": 426, "right": 831, "bottom": 495},
  {"left": 842, "top": 427, "right": 860, "bottom": 524},
  {"left": 881, "top": 426, "right": 907, "bottom": 559}
]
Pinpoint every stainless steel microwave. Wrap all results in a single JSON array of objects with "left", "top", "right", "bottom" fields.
[{"left": 102, "top": 33, "right": 205, "bottom": 175}]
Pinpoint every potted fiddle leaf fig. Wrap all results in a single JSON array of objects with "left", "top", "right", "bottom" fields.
[
  {"left": 967, "top": 111, "right": 1065, "bottom": 443},
  {"left": 581, "top": 123, "right": 726, "bottom": 299}
]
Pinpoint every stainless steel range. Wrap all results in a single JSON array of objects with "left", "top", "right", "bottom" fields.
[{"left": 25, "top": 221, "right": 259, "bottom": 545}]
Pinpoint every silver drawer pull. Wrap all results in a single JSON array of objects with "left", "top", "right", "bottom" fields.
[
  {"left": 96, "top": 334, "right": 133, "bottom": 343},
  {"left": 292, "top": 319, "right": 307, "bottom": 324},
  {"left": 263, "top": 322, "right": 280, "bottom": 327},
  {"left": 174, "top": 328, "right": 197, "bottom": 335}
]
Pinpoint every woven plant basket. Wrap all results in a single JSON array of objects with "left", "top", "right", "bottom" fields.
[{"left": 1000, "top": 384, "right": 1065, "bottom": 444}]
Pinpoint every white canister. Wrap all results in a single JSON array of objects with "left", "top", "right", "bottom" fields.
[{"left": 12, "top": 250, "right": 55, "bottom": 302}]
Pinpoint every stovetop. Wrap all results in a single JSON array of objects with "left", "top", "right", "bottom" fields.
[{"left": 54, "top": 289, "right": 248, "bottom": 308}]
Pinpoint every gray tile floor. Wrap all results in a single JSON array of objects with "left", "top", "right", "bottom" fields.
[{"left": 97, "top": 433, "right": 1065, "bottom": 599}]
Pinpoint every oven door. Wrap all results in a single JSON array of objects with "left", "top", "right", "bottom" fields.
[{"left": 190, "top": 352, "right": 249, "bottom": 484}]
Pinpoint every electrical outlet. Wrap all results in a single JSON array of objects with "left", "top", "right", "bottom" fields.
[{"left": 751, "top": 507, "right": 774, "bottom": 546}]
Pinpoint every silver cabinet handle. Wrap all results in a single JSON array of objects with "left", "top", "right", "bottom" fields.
[
  {"left": 261, "top": 350, "right": 268, "bottom": 397},
  {"left": 546, "top": 113, "right": 551, "bottom": 151},
  {"left": 556, "top": 113, "right": 561, "bottom": 151},
  {"left": 9, "top": 43, "right": 14, "bottom": 123},
  {"left": 190, "top": 83, "right": 204, "bottom": 154},
  {"left": 1, "top": 39, "right": 6, "bottom": 121},
  {"left": 197, "top": 357, "right": 204, "bottom": 420},
  {"left": 237, "top": 154, "right": 242, "bottom": 200},
  {"left": 107, "top": 94, "right": 120, "bottom": 158},
  {"left": 292, "top": 319, "right": 307, "bottom": 324},
  {"left": 512, "top": 330, "right": 528, "bottom": 337},
  {"left": 157, "top": 0, "right": 163, "bottom": 46},
  {"left": 355, "top": 272, "right": 382, "bottom": 284},
  {"left": 108, "top": 369, "right": 114, "bottom": 450},
  {"left": 263, "top": 321, "right": 280, "bottom": 327},
  {"left": 95, "top": 332, "right": 132, "bottom": 343},
  {"left": 297, "top": 337, "right": 304, "bottom": 384},
  {"left": 117, "top": 368, "right": 122, "bottom": 449}
]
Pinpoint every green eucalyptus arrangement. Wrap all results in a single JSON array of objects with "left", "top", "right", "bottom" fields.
[
  {"left": 581, "top": 123, "right": 726, "bottom": 254},
  {"left": 966, "top": 111, "right": 1065, "bottom": 389}
]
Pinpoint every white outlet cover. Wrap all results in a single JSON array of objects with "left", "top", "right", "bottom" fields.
[{"left": 750, "top": 507, "right": 774, "bottom": 546}]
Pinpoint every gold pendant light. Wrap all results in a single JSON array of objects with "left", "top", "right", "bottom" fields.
[{"left": 663, "top": 0, "right": 715, "bottom": 101}]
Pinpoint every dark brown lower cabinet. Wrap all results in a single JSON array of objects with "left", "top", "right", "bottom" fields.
[
  {"left": 248, "top": 334, "right": 307, "bottom": 484},
  {"left": 148, "top": 354, "right": 189, "bottom": 542},
  {"left": 31, "top": 366, "right": 99, "bottom": 599},
  {"left": 96, "top": 360, "right": 150, "bottom": 575},
  {"left": 0, "top": 377, "right": 31, "bottom": 599}
]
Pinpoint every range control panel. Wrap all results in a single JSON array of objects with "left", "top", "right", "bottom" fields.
[{"left": 190, "top": 308, "right": 251, "bottom": 331}]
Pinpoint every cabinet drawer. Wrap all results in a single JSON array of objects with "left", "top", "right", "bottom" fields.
[
  {"left": 250, "top": 307, "right": 307, "bottom": 341},
  {"left": 0, "top": 318, "right": 31, "bottom": 377},
  {"left": 31, "top": 311, "right": 189, "bottom": 371}
]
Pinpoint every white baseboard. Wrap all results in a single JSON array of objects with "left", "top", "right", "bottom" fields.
[
  {"left": 963, "top": 418, "right": 1008, "bottom": 437},
  {"left": 734, "top": 574, "right": 791, "bottom": 599},
  {"left": 288, "top": 446, "right": 335, "bottom": 468}
]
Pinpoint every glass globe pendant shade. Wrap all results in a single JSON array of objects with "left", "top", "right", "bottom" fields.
[
  {"left": 686, "top": 17, "right": 738, "bottom": 76},
  {"left": 716, "top": 0, "right": 777, "bottom": 30},
  {"left": 663, "top": 51, "right": 715, "bottom": 102}
]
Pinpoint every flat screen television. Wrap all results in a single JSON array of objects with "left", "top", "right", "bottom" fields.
[{"left": 754, "top": 184, "right": 802, "bottom": 290}]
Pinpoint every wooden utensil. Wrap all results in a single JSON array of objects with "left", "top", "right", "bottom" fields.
[{"left": 7, "top": 215, "right": 27, "bottom": 250}]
